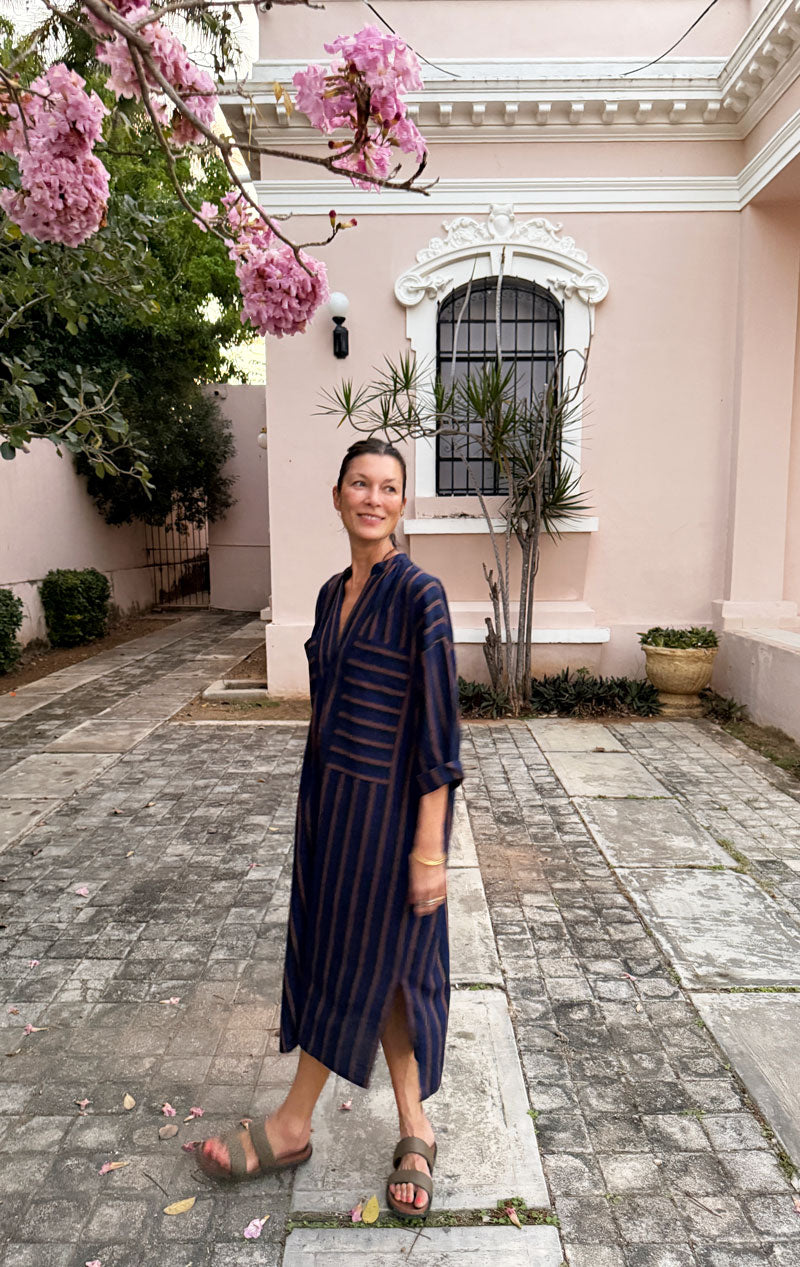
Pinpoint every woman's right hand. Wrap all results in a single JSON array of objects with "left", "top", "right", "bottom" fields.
[{"left": 409, "top": 854, "right": 447, "bottom": 917}]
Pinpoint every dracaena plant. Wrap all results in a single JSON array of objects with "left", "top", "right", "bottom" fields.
[{"left": 321, "top": 335, "right": 594, "bottom": 716}]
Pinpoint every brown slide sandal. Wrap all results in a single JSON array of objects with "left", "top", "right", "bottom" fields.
[
  {"left": 197, "top": 1119, "right": 312, "bottom": 1183},
  {"left": 386, "top": 1135, "right": 437, "bottom": 1221}
]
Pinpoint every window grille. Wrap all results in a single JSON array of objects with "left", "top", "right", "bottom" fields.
[{"left": 435, "top": 277, "right": 563, "bottom": 495}]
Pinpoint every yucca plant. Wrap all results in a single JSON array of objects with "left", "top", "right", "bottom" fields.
[{"left": 322, "top": 321, "right": 593, "bottom": 715}]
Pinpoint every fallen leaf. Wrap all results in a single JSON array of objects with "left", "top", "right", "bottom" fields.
[
  {"left": 8, "top": 691, "right": 16, "bottom": 696},
  {"left": 28, "top": 960, "right": 39, "bottom": 969},
  {"left": 162, "top": 1103, "right": 177, "bottom": 1117},
  {"left": 75, "top": 886, "right": 89, "bottom": 897},
  {"left": 505, "top": 1205, "right": 522, "bottom": 1229},
  {"left": 112, "top": 809, "right": 122, "bottom": 815},
  {"left": 7, "top": 1007, "right": 18, "bottom": 1015},
  {"left": 362, "top": 1194, "right": 379, "bottom": 1224},
  {"left": 621, "top": 972, "right": 637, "bottom": 981},
  {"left": 159, "top": 1123, "right": 179, "bottom": 1140},
  {"left": 23, "top": 1024, "right": 48, "bottom": 1035},
  {"left": 243, "top": 1215, "right": 269, "bottom": 1239},
  {"left": 75, "top": 1098, "right": 90, "bottom": 1109},
  {"left": 181, "top": 1140, "right": 198, "bottom": 1153},
  {"left": 635, "top": 1003, "right": 643, "bottom": 1013},
  {"left": 339, "top": 1100, "right": 352, "bottom": 1112},
  {"left": 185, "top": 1107, "right": 203, "bottom": 1120},
  {"left": 126, "top": 851, "right": 134, "bottom": 857},
  {"left": 122, "top": 1093, "right": 136, "bottom": 1110},
  {"left": 164, "top": 1197, "right": 196, "bottom": 1215},
  {"left": 98, "top": 1160, "right": 129, "bottom": 1174},
  {"left": 85, "top": 1260, "right": 102, "bottom": 1267},
  {"left": 159, "top": 997, "right": 180, "bottom": 1005},
  {"left": 30, "top": 848, "right": 41, "bottom": 856},
  {"left": 145, "top": 801, "right": 155, "bottom": 808},
  {"left": 793, "top": 1195, "right": 800, "bottom": 1215},
  {"left": 350, "top": 1202, "right": 363, "bottom": 1223}
]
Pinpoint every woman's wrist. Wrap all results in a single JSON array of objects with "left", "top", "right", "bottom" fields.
[{"left": 410, "top": 849, "right": 446, "bottom": 866}]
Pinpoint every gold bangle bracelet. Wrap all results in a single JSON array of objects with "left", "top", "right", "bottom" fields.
[{"left": 410, "top": 851, "right": 447, "bottom": 867}]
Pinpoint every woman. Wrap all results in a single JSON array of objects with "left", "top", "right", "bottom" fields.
[{"left": 198, "top": 438, "right": 462, "bottom": 1219}]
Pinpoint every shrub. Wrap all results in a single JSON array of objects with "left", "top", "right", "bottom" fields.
[
  {"left": 458, "top": 668, "right": 661, "bottom": 719},
  {"left": 639, "top": 626, "right": 718, "bottom": 649},
  {"left": 458, "top": 676, "right": 510, "bottom": 718},
  {"left": 0, "top": 588, "right": 24, "bottom": 674},
  {"left": 39, "top": 568, "right": 111, "bottom": 648},
  {"left": 701, "top": 689, "right": 748, "bottom": 723}
]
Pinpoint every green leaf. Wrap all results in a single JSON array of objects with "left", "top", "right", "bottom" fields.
[{"left": 1, "top": 441, "right": 17, "bottom": 461}]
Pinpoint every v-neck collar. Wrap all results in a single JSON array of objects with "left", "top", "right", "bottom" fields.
[{"left": 335, "top": 552, "right": 406, "bottom": 649}]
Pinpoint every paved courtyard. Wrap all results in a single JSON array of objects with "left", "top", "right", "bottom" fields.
[{"left": 1, "top": 613, "right": 800, "bottom": 1266}]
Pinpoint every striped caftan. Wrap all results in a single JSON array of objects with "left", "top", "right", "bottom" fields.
[{"left": 279, "top": 552, "right": 462, "bottom": 1099}]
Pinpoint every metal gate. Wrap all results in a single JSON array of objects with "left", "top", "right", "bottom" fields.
[{"left": 145, "top": 513, "right": 210, "bottom": 609}]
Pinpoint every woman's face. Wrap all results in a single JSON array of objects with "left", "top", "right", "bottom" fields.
[{"left": 333, "top": 453, "right": 406, "bottom": 547}]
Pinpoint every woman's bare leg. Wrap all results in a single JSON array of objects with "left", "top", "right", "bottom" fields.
[
  {"left": 200, "top": 1050, "right": 329, "bottom": 1174},
  {"left": 381, "top": 988, "right": 435, "bottom": 1211}
]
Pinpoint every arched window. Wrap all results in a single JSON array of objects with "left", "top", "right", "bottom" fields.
[{"left": 435, "top": 277, "right": 563, "bottom": 495}]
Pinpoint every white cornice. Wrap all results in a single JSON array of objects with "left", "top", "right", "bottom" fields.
[
  {"left": 251, "top": 175, "right": 742, "bottom": 215},
  {"left": 220, "top": 3, "right": 800, "bottom": 146}
]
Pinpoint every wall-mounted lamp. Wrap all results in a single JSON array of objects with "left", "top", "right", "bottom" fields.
[
  {"left": 257, "top": 426, "right": 268, "bottom": 450},
  {"left": 329, "top": 292, "right": 350, "bottom": 359}
]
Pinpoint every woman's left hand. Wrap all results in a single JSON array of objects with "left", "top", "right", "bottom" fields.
[{"left": 408, "top": 853, "right": 447, "bottom": 917}]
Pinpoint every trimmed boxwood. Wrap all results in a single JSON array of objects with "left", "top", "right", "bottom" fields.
[
  {"left": 39, "top": 568, "right": 111, "bottom": 648},
  {"left": 0, "top": 588, "right": 24, "bottom": 674}
]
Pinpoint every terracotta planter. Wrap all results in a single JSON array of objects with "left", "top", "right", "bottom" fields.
[{"left": 643, "top": 644, "right": 718, "bottom": 718}]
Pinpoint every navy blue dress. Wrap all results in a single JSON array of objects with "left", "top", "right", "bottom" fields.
[{"left": 279, "top": 552, "right": 462, "bottom": 1099}]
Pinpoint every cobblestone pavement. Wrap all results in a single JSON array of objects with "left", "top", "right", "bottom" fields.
[{"left": 1, "top": 626, "right": 800, "bottom": 1265}]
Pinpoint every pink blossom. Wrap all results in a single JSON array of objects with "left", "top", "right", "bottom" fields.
[
  {"left": 188, "top": 1106, "right": 204, "bottom": 1118},
  {"left": 28, "top": 960, "right": 40, "bottom": 969},
  {"left": 91, "top": 4, "right": 218, "bottom": 147},
  {"left": 75, "top": 886, "right": 89, "bottom": 897},
  {"left": 161, "top": 1102, "right": 177, "bottom": 1116},
  {"left": 221, "top": 194, "right": 329, "bottom": 338},
  {"left": 243, "top": 1216, "right": 269, "bottom": 1239}
]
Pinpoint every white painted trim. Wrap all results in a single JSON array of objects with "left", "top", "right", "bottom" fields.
[
  {"left": 404, "top": 516, "right": 599, "bottom": 534},
  {"left": 454, "top": 626, "right": 610, "bottom": 644},
  {"left": 739, "top": 106, "right": 800, "bottom": 203}
]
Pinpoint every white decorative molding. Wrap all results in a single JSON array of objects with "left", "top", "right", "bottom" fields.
[
  {"left": 454, "top": 626, "right": 610, "bottom": 645},
  {"left": 392, "top": 206, "right": 606, "bottom": 501},
  {"left": 220, "top": 2, "right": 800, "bottom": 153},
  {"left": 251, "top": 175, "right": 742, "bottom": 217},
  {"left": 404, "top": 516, "right": 599, "bottom": 534}
]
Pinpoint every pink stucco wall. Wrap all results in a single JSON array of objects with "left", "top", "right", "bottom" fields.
[
  {"left": 0, "top": 442, "right": 150, "bottom": 645},
  {"left": 251, "top": 0, "right": 800, "bottom": 698},
  {"left": 208, "top": 384, "right": 270, "bottom": 613}
]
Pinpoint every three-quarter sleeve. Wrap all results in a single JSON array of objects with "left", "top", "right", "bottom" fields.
[{"left": 414, "top": 578, "right": 463, "bottom": 796}]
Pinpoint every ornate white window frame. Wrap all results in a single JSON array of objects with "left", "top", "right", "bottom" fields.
[{"left": 394, "top": 204, "right": 609, "bottom": 500}]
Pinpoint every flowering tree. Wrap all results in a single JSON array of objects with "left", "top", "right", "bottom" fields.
[{"left": 0, "top": 2, "right": 429, "bottom": 479}]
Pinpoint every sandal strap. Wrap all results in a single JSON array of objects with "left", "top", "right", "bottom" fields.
[
  {"left": 221, "top": 1129, "right": 249, "bottom": 1178},
  {"left": 388, "top": 1167, "right": 433, "bottom": 1198},
  {"left": 247, "top": 1120, "right": 276, "bottom": 1172},
  {"left": 393, "top": 1136, "right": 435, "bottom": 1170}
]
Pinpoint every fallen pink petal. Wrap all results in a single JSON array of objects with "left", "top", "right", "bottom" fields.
[
  {"left": 98, "top": 1162, "right": 114, "bottom": 1175},
  {"left": 162, "top": 1102, "right": 177, "bottom": 1116},
  {"left": 350, "top": 1202, "right": 363, "bottom": 1223},
  {"left": 28, "top": 960, "right": 39, "bottom": 969},
  {"left": 243, "top": 1216, "right": 269, "bottom": 1239},
  {"left": 188, "top": 1106, "right": 204, "bottom": 1117},
  {"left": 181, "top": 1140, "right": 198, "bottom": 1153},
  {"left": 7, "top": 1007, "right": 18, "bottom": 1015},
  {"left": 23, "top": 1024, "right": 34, "bottom": 1035},
  {"left": 75, "top": 886, "right": 89, "bottom": 897},
  {"left": 339, "top": 1100, "right": 353, "bottom": 1111},
  {"left": 85, "top": 1260, "right": 102, "bottom": 1267}
]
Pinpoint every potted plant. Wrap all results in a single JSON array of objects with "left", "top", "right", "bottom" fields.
[{"left": 639, "top": 627, "right": 719, "bottom": 718}]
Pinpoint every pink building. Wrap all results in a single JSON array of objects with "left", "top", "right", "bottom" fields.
[{"left": 222, "top": 0, "right": 800, "bottom": 737}]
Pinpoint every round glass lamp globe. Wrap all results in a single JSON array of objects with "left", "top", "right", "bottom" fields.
[
  {"left": 329, "top": 292, "right": 350, "bottom": 319},
  {"left": 257, "top": 429, "right": 268, "bottom": 450}
]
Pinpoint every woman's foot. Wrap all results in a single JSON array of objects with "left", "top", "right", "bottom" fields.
[
  {"left": 388, "top": 1116, "right": 436, "bottom": 1212},
  {"left": 199, "top": 1110, "right": 310, "bottom": 1178}
]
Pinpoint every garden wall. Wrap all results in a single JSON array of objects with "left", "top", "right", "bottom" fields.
[
  {"left": 207, "top": 383, "right": 270, "bottom": 613},
  {"left": 0, "top": 442, "right": 150, "bottom": 646}
]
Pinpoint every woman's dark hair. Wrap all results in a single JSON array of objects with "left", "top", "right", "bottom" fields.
[{"left": 336, "top": 437, "right": 407, "bottom": 497}]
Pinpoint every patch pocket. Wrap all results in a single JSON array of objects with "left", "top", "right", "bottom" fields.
[{"left": 331, "top": 640, "right": 410, "bottom": 782}]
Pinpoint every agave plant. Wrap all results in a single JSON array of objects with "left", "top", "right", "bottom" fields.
[{"left": 321, "top": 324, "right": 593, "bottom": 714}]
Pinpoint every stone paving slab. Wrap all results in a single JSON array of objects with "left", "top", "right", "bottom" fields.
[
  {"left": 0, "top": 694, "right": 60, "bottom": 722},
  {"left": 692, "top": 993, "right": 800, "bottom": 1166},
  {"left": 281, "top": 1225, "right": 563, "bottom": 1265},
  {"left": 575, "top": 797, "right": 734, "bottom": 869},
  {"left": 618, "top": 867, "right": 800, "bottom": 987},
  {"left": 528, "top": 719, "right": 625, "bottom": 752},
  {"left": 447, "top": 867, "right": 503, "bottom": 985},
  {"left": 448, "top": 794, "right": 479, "bottom": 868},
  {"left": 0, "top": 800, "right": 52, "bottom": 852},
  {"left": 290, "top": 991, "right": 548, "bottom": 1213},
  {"left": 45, "top": 719, "right": 159, "bottom": 753},
  {"left": 545, "top": 750, "right": 669, "bottom": 798},
  {"left": 1, "top": 751, "right": 120, "bottom": 799}
]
